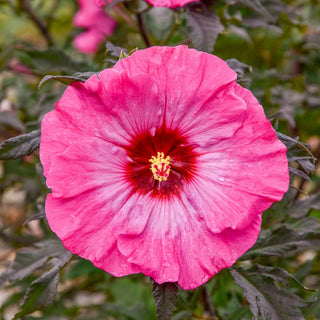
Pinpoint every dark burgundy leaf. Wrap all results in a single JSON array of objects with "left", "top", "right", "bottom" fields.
[
  {"left": 0, "top": 129, "right": 40, "bottom": 160},
  {"left": 242, "top": 225, "right": 320, "bottom": 259},
  {"left": 152, "top": 281, "right": 179, "bottom": 320},
  {"left": 0, "top": 239, "right": 70, "bottom": 286},
  {"left": 38, "top": 72, "right": 98, "bottom": 89},
  {"left": 186, "top": 3, "right": 224, "bottom": 52},
  {"left": 231, "top": 265, "right": 308, "bottom": 320}
]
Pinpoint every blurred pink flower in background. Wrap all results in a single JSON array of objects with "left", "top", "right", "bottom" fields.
[
  {"left": 8, "top": 59, "right": 34, "bottom": 76},
  {"left": 40, "top": 46, "right": 289, "bottom": 290},
  {"left": 145, "top": 0, "right": 199, "bottom": 8},
  {"left": 95, "top": 0, "right": 107, "bottom": 6},
  {"left": 73, "top": 0, "right": 116, "bottom": 53}
]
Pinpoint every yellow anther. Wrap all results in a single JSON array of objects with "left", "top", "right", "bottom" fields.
[{"left": 149, "top": 152, "right": 171, "bottom": 182}]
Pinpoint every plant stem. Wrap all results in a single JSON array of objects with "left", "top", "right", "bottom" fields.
[
  {"left": 161, "top": 13, "right": 180, "bottom": 46},
  {"left": 203, "top": 284, "right": 217, "bottom": 319},
  {"left": 20, "top": 0, "right": 55, "bottom": 47},
  {"left": 136, "top": 13, "right": 151, "bottom": 48},
  {"left": 46, "top": 0, "right": 59, "bottom": 30},
  {"left": 161, "top": 23, "right": 177, "bottom": 46},
  {"left": 115, "top": 4, "right": 137, "bottom": 27}
]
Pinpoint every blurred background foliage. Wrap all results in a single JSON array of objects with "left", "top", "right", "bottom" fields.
[{"left": 0, "top": 0, "right": 320, "bottom": 319}]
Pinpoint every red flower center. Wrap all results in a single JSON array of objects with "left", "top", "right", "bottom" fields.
[{"left": 125, "top": 126, "right": 198, "bottom": 199}]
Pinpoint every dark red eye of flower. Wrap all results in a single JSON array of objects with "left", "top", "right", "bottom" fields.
[{"left": 125, "top": 126, "right": 198, "bottom": 199}]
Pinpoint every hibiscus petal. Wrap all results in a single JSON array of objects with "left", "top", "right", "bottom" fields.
[
  {"left": 181, "top": 84, "right": 289, "bottom": 232},
  {"left": 117, "top": 195, "right": 262, "bottom": 289},
  {"left": 41, "top": 71, "right": 165, "bottom": 157},
  {"left": 45, "top": 141, "right": 129, "bottom": 199},
  {"left": 46, "top": 189, "right": 155, "bottom": 277},
  {"left": 114, "top": 46, "right": 237, "bottom": 120}
]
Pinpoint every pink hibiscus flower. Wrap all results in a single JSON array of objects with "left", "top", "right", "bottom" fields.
[
  {"left": 40, "top": 46, "right": 289, "bottom": 290},
  {"left": 144, "top": 0, "right": 198, "bottom": 8},
  {"left": 73, "top": 0, "right": 116, "bottom": 54}
]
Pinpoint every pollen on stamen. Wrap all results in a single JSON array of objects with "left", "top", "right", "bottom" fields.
[{"left": 149, "top": 152, "right": 171, "bottom": 182}]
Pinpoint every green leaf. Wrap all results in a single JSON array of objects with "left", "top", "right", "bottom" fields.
[
  {"left": 152, "top": 281, "right": 179, "bottom": 320},
  {"left": 230, "top": 265, "right": 308, "bottom": 320},
  {"left": 242, "top": 225, "right": 320, "bottom": 259},
  {"left": 13, "top": 251, "right": 73, "bottom": 319},
  {"left": 171, "top": 310, "right": 193, "bottom": 320},
  {"left": 186, "top": 3, "right": 224, "bottom": 53},
  {"left": 38, "top": 71, "right": 98, "bottom": 89},
  {"left": 0, "top": 129, "right": 40, "bottom": 160},
  {"left": 102, "top": 302, "right": 154, "bottom": 320},
  {"left": 16, "top": 48, "right": 91, "bottom": 75},
  {"left": 238, "top": 0, "right": 275, "bottom": 22},
  {"left": 145, "top": 8, "right": 175, "bottom": 41},
  {"left": 0, "top": 239, "right": 70, "bottom": 286}
]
